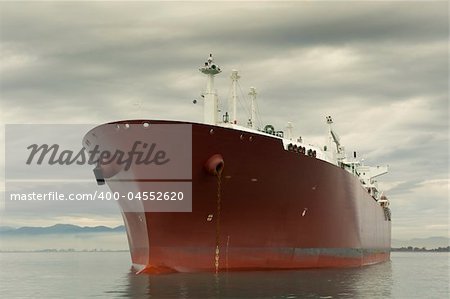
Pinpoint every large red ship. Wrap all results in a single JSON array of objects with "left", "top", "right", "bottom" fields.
[{"left": 83, "top": 55, "right": 391, "bottom": 273}]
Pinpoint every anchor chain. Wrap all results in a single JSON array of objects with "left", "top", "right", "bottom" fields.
[{"left": 214, "top": 174, "right": 222, "bottom": 273}]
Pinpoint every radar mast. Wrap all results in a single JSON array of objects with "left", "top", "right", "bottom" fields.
[{"left": 199, "top": 54, "right": 221, "bottom": 125}]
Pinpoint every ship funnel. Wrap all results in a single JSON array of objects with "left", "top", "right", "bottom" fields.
[{"left": 204, "top": 154, "right": 224, "bottom": 176}]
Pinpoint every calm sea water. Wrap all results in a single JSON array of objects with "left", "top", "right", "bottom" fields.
[{"left": 0, "top": 252, "right": 448, "bottom": 298}]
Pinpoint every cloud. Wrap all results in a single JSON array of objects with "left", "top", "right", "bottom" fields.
[{"left": 0, "top": 1, "right": 448, "bottom": 239}]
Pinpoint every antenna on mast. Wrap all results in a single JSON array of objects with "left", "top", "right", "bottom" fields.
[{"left": 199, "top": 54, "right": 221, "bottom": 125}]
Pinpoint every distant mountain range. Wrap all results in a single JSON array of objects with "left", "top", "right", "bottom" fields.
[
  {"left": 0, "top": 224, "right": 125, "bottom": 235},
  {"left": 1, "top": 225, "right": 448, "bottom": 249}
]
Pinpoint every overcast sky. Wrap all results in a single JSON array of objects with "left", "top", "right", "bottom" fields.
[{"left": 0, "top": 2, "right": 448, "bottom": 240}]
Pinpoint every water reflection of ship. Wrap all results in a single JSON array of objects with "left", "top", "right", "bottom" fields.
[{"left": 116, "top": 262, "right": 393, "bottom": 298}]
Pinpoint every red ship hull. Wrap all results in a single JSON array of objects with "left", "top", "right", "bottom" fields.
[{"left": 84, "top": 120, "right": 391, "bottom": 273}]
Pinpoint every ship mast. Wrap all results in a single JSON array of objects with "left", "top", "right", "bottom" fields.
[
  {"left": 230, "top": 70, "right": 240, "bottom": 124},
  {"left": 286, "top": 121, "right": 293, "bottom": 140},
  {"left": 248, "top": 87, "right": 257, "bottom": 129},
  {"left": 199, "top": 54, "right": 221, "bottom": 125}
]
